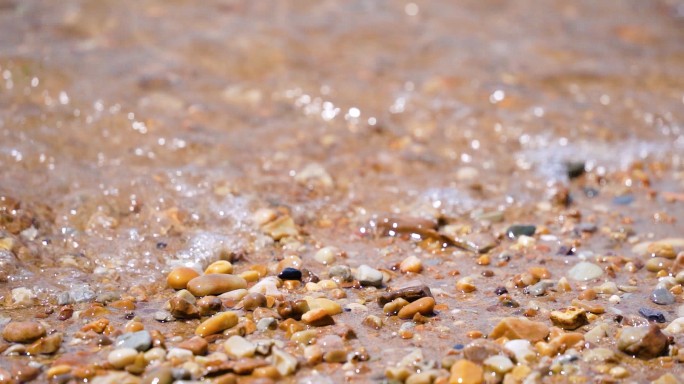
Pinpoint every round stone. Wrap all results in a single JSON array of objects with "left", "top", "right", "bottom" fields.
[{"left": 568, "top": 262, "right": 603, "bottom": 281}]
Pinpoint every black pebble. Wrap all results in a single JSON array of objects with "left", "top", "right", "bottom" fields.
[
  {"left": 566, "top": 161, "right": 586, "bottom": 179},
  {"left": 494, "top": 286, "right": 508, "bottom": 295},
  {"left": 278, "top": 267, "right": 302, "bottom": 281},
  {"left": 639, "top": 307, "right": 666, "bottom": 323},
  {"left": 557, "top": 245, "right": 576, "bottom": 256},
  {"left": 506, "top": 225, "right": 536, "bottom": 239}
]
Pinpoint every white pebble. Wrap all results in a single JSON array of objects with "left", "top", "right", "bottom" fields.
[
  {"left": 314, "top": 246, "right": 341, "bottom": 265},
  {"left": 608, "top": 295, "right": 621, "bottom": 304},
  {"left": 11, "top": 287, "right": 35, "bottom": 306},
  {"left": 108, "top": 348, "right": 138, "bottom": 369}
]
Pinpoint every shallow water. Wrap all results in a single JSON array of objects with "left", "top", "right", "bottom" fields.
[{"left": 1, "top": 0, "right": 684, "bottom": 382}]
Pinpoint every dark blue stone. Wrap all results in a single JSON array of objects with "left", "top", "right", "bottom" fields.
[
  {"left": 506, "top": 225, "right": 536, "bottom": 239},
  {"left": 613, "top": 195, "right": 634, "bottom": 205},
  {"left": 638, "top": 307, "right": 666, "bottom": 323},
  {"left": 453, "top": 344, "right": 464, "bottom": 350},
  {"left": 278, "top": 267, "right": 302, "bottom": 281}
]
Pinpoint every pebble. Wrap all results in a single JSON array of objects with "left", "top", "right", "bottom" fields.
[
  {"left": 167, "top": 267, "right": 200, "bottom": 290},
  {"left": 567, "top": 261, "right": 603, "bottom": 281},
  {"left": 613, "top": 194, "right": 634, "bottom": 205},
  {"left": 154, "top": 311, "right": 175, "bottom": 322},
  {"left": 462, "top": 339, "right": 505, "bottom": 363},
  {"left": 11, "top": 287, "right": 35, "bottom": 306},
  {"left": 328, "top": 265, "right": 352, "bottom": 282},
  {"left": 108, "top": 348, "right": 139, "bottom": 369},
  {"left": 524, "top": 281, "right": 553, "bottom": 296},
  {"left": 195, "top": 311, "right": 238, "bottom": 337},
  {"left": 142, "top": 367, "right": 174, "bottom": 384},
  {"left": 651, "top": 287, "right": 676, "bottom": 305},
  {"left": 482, "top": 355, "right": 514, "bottom": 374},
  {"left": 187, "top": 274, "right": 247, "bottom": 296},
  {"left": 617, "top": 325, "right": 669, "bottom": 359},
  {"left": 278, "top": 267, "right": 302, "bottom": 281},
  {"left": 243, "top": 293, "right": 267, "bottom": 311},
  {"left": 272, "top": 347, "right": 298, "bottom": 376},
  {"left": 314, "top": 246, "right": 341, "bottom": 265},
  {"left": 448, "top": 359, "right": 483, "bottom": 384},
  {"left": 378, "top": 281, "right": 432, "bottom": 305},
  {"left": 354, "top": 264, "right": 383, "bottom": 287},
  {"left": 549, "top": 307, "right": 588, "bottom": 330},
  {"left": 646, "top": 257, "right": 672, "bottom": 273},
  {"left": 504, "top": 339, "right": 535, "bottom": 364},
  {"left": 205, "top": 260, "right": 234, "bottom": 274},
  {"left": 397, "top": 297, "right": 435, "bottom": 319},
  {"left": 224, "top": 335, "right": 256, "bottom": 358},
  {"left": 2, "top": 321, "right": 46, "bottom": 343},
  {"left": 177, "top": 336, "right": 208, "bottom": 355},
  {"left": 506, "top": 225, "right": 536, "bottom": 239},
  {"left": 256, "top": 317, "right": 277, "bottom": 331},
  {"left": 639, "top": 308, "right": 666, "bottom": 323},
  {"left": 489, "top": 317, "right": 549, "bottom": 342},
  {"left": 168, "top": 296, "right": 200, "bottom": 319},
  {"left": 26, "top": 332, "right": 63, "bottom": 355},
  {"left": 399, "top": 256, "right": 422, "bottom": 273},
  {"left": 197, "top": 296, "right": 222, "bottom": 316},
  {"left": 663, "top": 317, "right": 684, "bottom": 335},
  {"left": 116, "top": 330, "right": 152, "bottom": 352}
]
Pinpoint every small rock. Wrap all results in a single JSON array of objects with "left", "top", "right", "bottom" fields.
[
  {"left": 613, "top": 194, "right": 634, "bottom": 205},
  {"left": 177, "top": 336, "right": 208, "bottom": 355},
  {"left": 11, "top": 287, "right": 35, "bottom": 306},
  {"left": 506, "top": 225, "right": 536, "bottom": 239},
  {"left": 504, "top": 339, "right": 535, "bottom": 364},
  {"left": 549, "top": 307, "right": 588, "bottom": 330},
  {"left": 378, "top": 281, "right": 432, "bottom": 305},
  {"left": 2, "top": 321, "right": 46, "bottom": 343},
  {"left": 187, "top": 274, "right": 247, "bottom": 297},
  {"left": 154, "top": 311, "right": 174, "bottom": 322},
  {"left": 141, "top": 367, "right": 174, "bottom": 384},
  {"left": 108, "top": 348, "right": 139, "bottom": 369},
  {"left": 243, "top": 293, "right": 267, "bottom": 311},
  {"left": 167, "top": 267, "right": 200, "bottom": 290},
  {"left": 567, "top": 261, "right": 603, "bottom": 281},
  {"left": 399, "top": 255, "right": 423, "bottom": 273},
  {"left": 651, "top": 287, "right": 676, "bottom": 305},
  {"left": 663, "top": 317, "right": 684, "bottom": 335},
  {"left": 582, "top": 347, "right": 617, "bottom": 363},
  {"left": 462, "top": 339, "right": 505, "bottom": 363},
  {"left": 278, "top": 267, "right": 302, "bottom": 281},
  {"left": 256, "top": 317, "right": 277, "bottom": 331},
  {"left": 224, "top": 335, "right": 256, "bottom": 358},
  {"left": 483, "top": 355, "right": 514, "bottom": 374},
  {"left": 116, "top": 330, "right": 152, "bottom": 352},
  {"left": 646, "top": 257, "right": 673, "bottom": 273},
  {"left": 271, "top": 347, "right": 298, "bottom": 376},
  {"left": 397, "top": 297, "right": 435, "bottom": 319},
  {"left": 489, "top": 317, "right": 549, "bottom": 342},
  {"left": 261, "top": 215, "right": 299, "bottom": 240},
  {"left": 196, "top": 296, "right": 222, "bottom": 316},
  {"left": 638, "top": 308, "right": 666, "bottom": 323},
  {"left": 195, "top": 311, "right": 238, "bottom": 337},
  {"left": 617, "top": 325, "right": 669, "bottom": 359},
  {"left": 205, "top": 260, "right": 234, "bottom": 274},
  {"left": 26, "top": 332, "right": 63, "bottom": 354},
  {"left": 328, "top": 265, "right": 352, "bottom": 282},
  {"left": 448, "top": 359, "right": 483, "bottom": 384},
  {"left": 314, "top": 246, "right": 342, "bottom": 265},
  {"left": 566, "top": 161, "right": 585, "bottom": 179},
  {"left": 354, "top": 264, "right": 383, "bottom": 287},
  {"left": 524, "top": 281, "right": 553, "bottom": 296},
  {"left": 168, "top": 296, "right": 200, "bottom": 319}
]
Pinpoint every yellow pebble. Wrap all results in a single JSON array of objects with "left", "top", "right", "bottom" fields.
[
  {"left": 239, "top": 270, "right": 260, "bottom": 282},
  {"left": 205, "top": 260, "right": 233, "bottom": 274},
  {"left": 195, "top": 311, "right": 238, "bottom": 337},
  {"left": 167, "top": 267, "right": 200, "bottom": 290}
]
